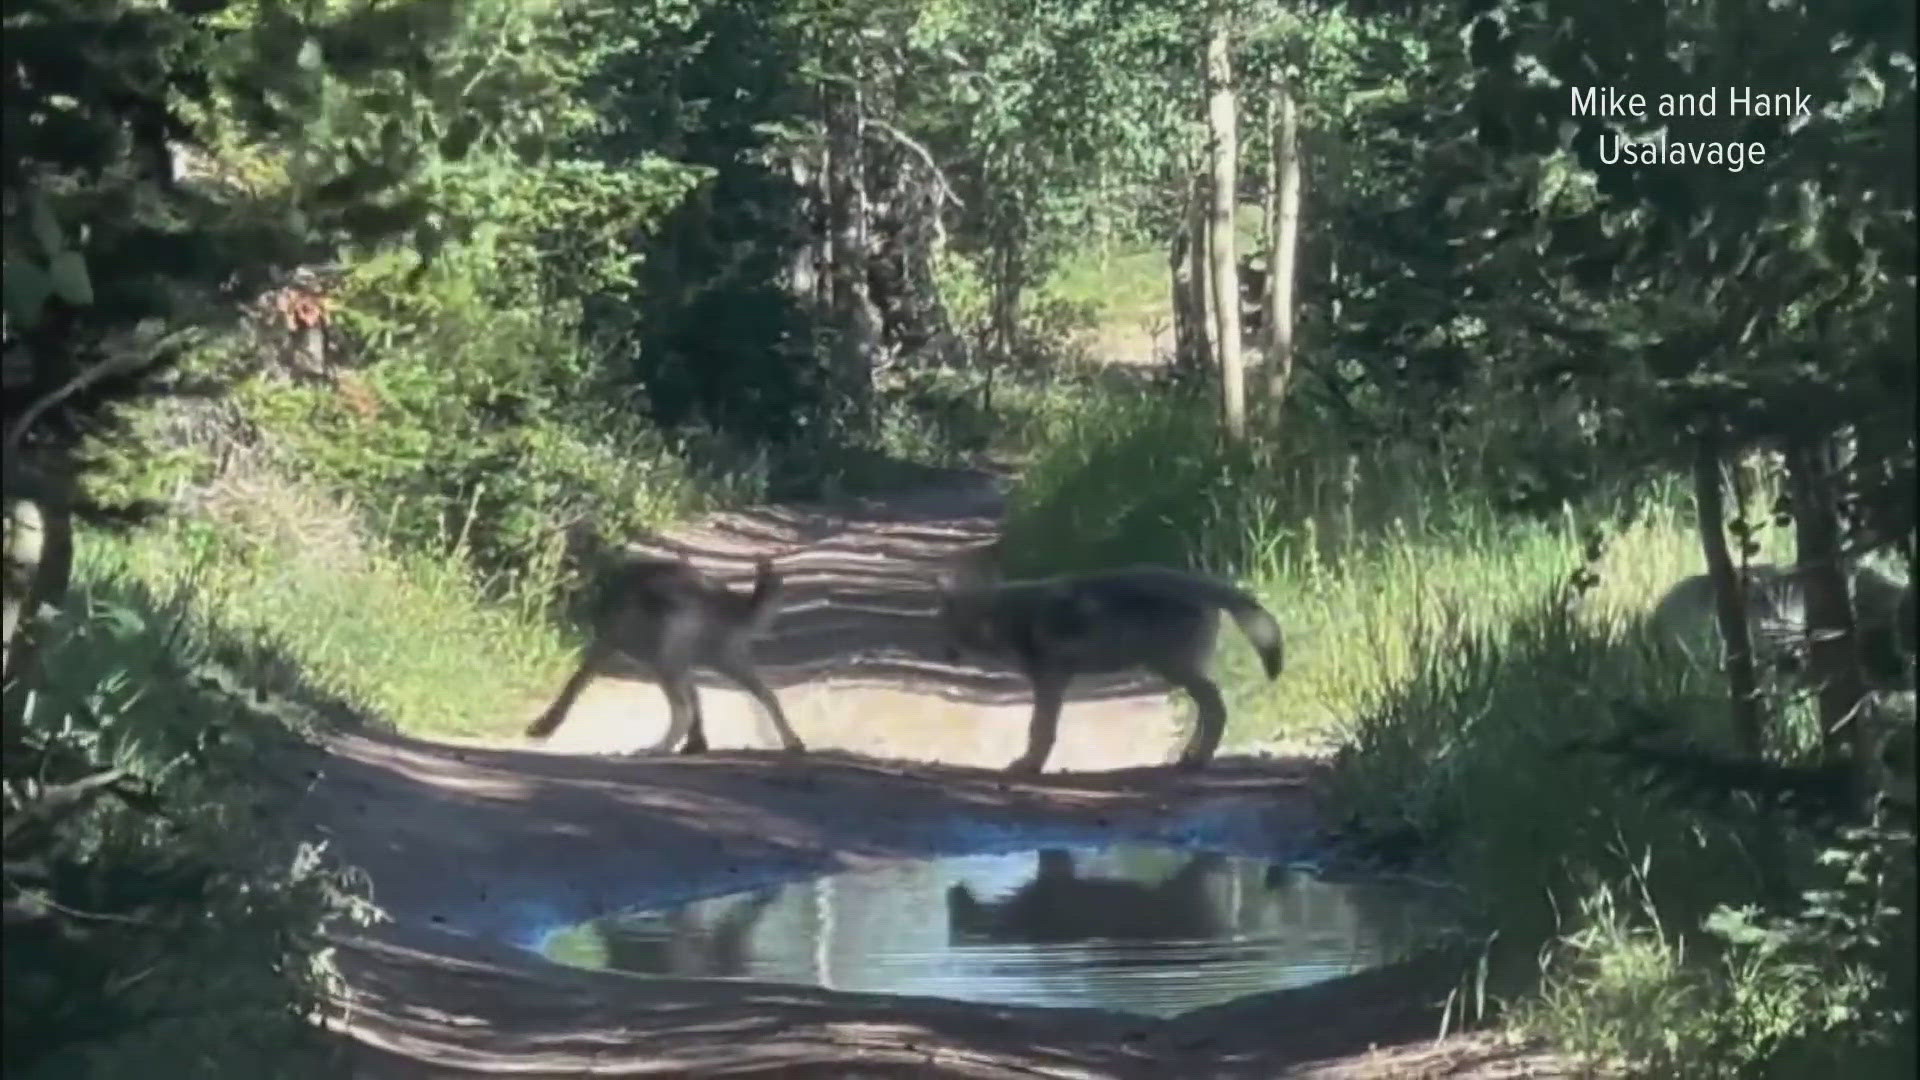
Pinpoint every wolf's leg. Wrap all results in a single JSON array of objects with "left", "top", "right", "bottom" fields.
[
  {"left": 1159, "top": 663, "right": 1227, "bottom": 768},
  {"left": 679, "top": 677, "right": 709, "bottom": 754},
  {"left": 644, "top": 623, "right": 709, "bottom": 754},
  {"left": 1010, "top": 670, "right": 1068, "bottom": 774},
  {"left": 647, "top": 667, "right": 707, "bottom": 754},
  {"left": 525, "top": 644, "right": 607, "bottom": 739},
  {"left": 715, "top": 646, "right": 804, "bottom": 753}
]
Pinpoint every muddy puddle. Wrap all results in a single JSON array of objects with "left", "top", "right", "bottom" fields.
[{"left": 540, "top": 843, "right": 1453, "bottom": 1017}]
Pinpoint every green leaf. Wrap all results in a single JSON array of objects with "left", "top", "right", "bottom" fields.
[
  {"left": 49, "top": 251, "right": 94, "bottom": 305},
  {"left": 297, "top": 39, "right": 324, "bottom": 71},
  {"left": 439, "top": 115, "right": 481, "bottom": 159},
  {"left": 379, "top": 117, "right": 405, "bottom": 162},
  {"left": 29, "top": 196, "right": 64, "bottom": 257},
  {"left": 2, "top": 258, "right": 53, "bottom": 325}
]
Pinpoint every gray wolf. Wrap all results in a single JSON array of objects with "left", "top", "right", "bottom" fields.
[
  {"left": 1648, "top": 562, "right": 1912, "bottom": 690},
  {"left": 525, "top": 555, "right": 803, "bottom": 754},
  {"left": 933, "top": 563, "right": 1283, "bottom": 773}
]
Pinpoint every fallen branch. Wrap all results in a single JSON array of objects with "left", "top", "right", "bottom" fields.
[
  {"left": 4, "top": 767, "right": 130, "bottom": 845},
  {"left": 862, "top": 117, "right": 964, "bottom": 213}
]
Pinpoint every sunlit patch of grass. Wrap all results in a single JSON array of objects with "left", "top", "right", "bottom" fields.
[
  {"left": 1045, "top": 205, "right": 1266, "bottom": 365},
  {"left": 82, "top": 475, "right": 578, "bottom": 741}
]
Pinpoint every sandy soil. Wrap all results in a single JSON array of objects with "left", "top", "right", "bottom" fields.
[{"left": 295, "top": 467, "right": 1571, "bottom": 1078}]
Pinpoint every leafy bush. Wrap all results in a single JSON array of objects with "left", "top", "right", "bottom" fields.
[
  {"left": 4, "top": 568, "right": 381, "bottom": 1079},
  {"left": 1322, "top": 567, "right": 1911, "bottom": 1076},
  {"left": 1519, "top": 825, "right": 1914, "bottom": 1078},
  {"left": 225, "top": 151, "right": 734, "bottom": 590},
  {"left": 1000, "top": 381, "right": 1270, "bottom": 577}
]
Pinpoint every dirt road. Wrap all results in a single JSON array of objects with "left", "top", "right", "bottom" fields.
[{"left": 299, "top": 468, "right": 1565, "bottom": 1077}]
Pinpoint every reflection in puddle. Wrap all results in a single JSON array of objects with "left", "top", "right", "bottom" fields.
[{"left": 541, "top": 844, "right": 1449, "bottom": 1017}]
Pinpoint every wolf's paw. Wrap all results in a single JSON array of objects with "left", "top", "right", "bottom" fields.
[
  {"left": 1174, "top": 755, "right": 1209, "bottom": 771},
  {"left": 1007, "top": 758, "right": 1044, "bottom": 776}
]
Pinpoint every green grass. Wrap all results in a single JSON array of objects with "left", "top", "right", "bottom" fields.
[
  {"left": 999, "top": 371, "right": 1913, "bottom": 1075},
  {"left": 1509, "top": 871, "right": 1907, "bottom": 1079},
  {"left": 6, "top": 554, "right": 378, "bottom": 1078},
  {"left": 1042, "top": 204, "right": 1267, "bottom": 364},
  {"left": 84, "top": 474, "right": 581, "bottom": 742},
  {"left": 997, "top": 378, "right": 1807, "bottom": 752},
  {"left": 1046, "top": 242, "right": 1170, "bottom": 362}
]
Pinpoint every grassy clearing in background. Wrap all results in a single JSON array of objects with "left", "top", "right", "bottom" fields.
[
  {"left": 1042, "top": 206, "right": 1265, "bottom": 364},
  {"left": 1046, "top": 243, "right": 1169, "bottom": 363}
]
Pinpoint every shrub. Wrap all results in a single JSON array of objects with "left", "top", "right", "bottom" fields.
[{"left": 4, "top": 564, "right": 381, "bottom": 1079}]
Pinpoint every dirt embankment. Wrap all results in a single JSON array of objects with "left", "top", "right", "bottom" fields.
[{"left": 298, "top": 468, "right": 1565, "bottom": 1078}]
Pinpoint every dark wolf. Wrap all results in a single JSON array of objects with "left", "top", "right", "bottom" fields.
[
  {"left": 946, "top": 848, "right": 1229, "bottom": 945},
  {"left": 525, "top": 555, "right": 804, "bottom": 755},
  {"left": 933, "top": 563, "right": 1284, "bottom": 774}
]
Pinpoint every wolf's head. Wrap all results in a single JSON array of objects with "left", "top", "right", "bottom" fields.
[{"left": 931, "top": 561, "right": 1000, "bottom": 665}]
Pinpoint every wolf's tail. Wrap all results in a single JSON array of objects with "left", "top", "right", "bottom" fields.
[
  {"left": 1171, "top": 572, "right": 1283, "bottom": 679},
  {"left": 745, "top": 556, "right": 784, "bottom": 632},
  {"left": 1223, "top": 594, "right": 1285, "bottom": 680}
]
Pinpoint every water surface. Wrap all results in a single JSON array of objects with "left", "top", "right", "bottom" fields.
[{"left": 542, "top": 843, "right": 1448, "bottom": 1017}]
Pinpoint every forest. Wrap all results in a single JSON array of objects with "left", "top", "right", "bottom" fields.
[{"left": 3, "top": 0, "right": 1914, "bottom": 1076}]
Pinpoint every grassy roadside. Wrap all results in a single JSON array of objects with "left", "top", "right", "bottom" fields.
[
  {"left": 5, "top": 542, "right": 383, "bottom": 1078},
  {"left": 998, "top": 371, "right": 1911, "bottom": 1075},
  {"left": 998, "top": 377, "right": 1799, "bottom": 752},
  {"left": 84, "top": 501, "right": 580, "bottom": 743}
]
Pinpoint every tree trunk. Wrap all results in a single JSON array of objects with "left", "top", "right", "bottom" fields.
[
  {"left": 1327, "top": 241, "right": 1342, "bottom": 329},
  {"left": 1692, "top": 430, "right": 1766, "bottom": 757},
  {"left": 989, "top": 237, "right": 1022, "bottom": 365},
  {"left": 1204, "top": 15, "right": 1245, "bottom": 440},
  {"left": 1785, "top": 438, "right": 1872, "bottom": 792},
  {"left": 789, "top": 151, "right": 820, "bottom": 305},
  {"left": 1264, "top": 75, "right": 1301, "bottom": 403},
  {"left": 824, "top": 79, "right": 879, "bottom": 421},
  {"left": 1183, "top": 173, "right": 1214, "bottom": 374},
  {"left": 1168, "top": 173, "right": 1213, "bottom": 376},
  {"left": 901, "top": 170, "right": 962, "bottom": 368},
  {"left": 1168, "top": 223, "right": 1194, "bottom": 368}
]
